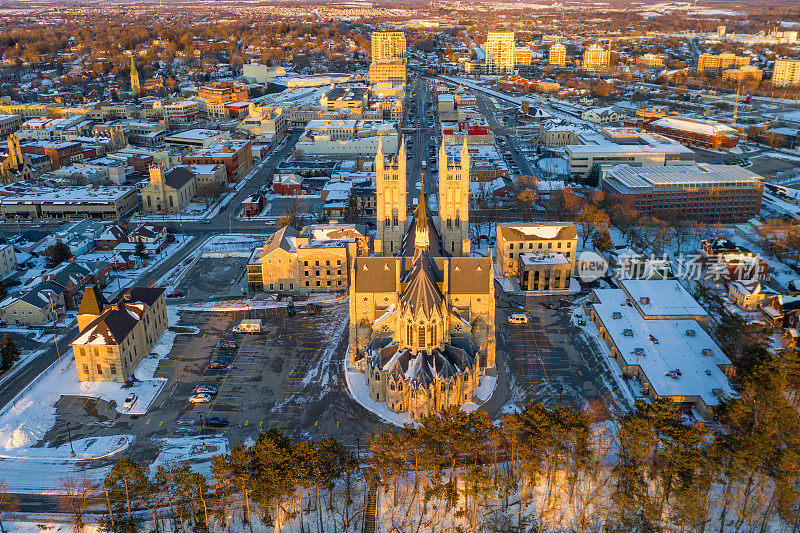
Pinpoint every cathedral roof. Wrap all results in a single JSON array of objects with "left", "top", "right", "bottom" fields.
[
  {"left": 401, "top": 191, "right": 443, "bottom": 258},
  {"left": 400, "top": 251, "right": 443, "bottom": 318}
]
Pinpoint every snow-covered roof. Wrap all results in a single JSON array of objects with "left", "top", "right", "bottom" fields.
[
  {"left": 592, "top": 287, "right": 733, "bottom": 407},
  {"left": 619, "top": 279, "right": 708, "bottom": 319}
]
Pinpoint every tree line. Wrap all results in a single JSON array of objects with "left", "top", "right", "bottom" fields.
[{"left": 42, "top": 332, "right": 799, "bottom": 533}]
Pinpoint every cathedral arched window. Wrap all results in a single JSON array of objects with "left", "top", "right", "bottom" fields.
[
  {"left": 407, "top": 321, "right": 413, "bottom": 345},
  {"left": 418, "top": 325, "right": 426, "bottom": 348},
  {"left": 431, "top": 322, "right": 437, "bottom": 344}
]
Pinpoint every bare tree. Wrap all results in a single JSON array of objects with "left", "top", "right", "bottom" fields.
[
  {"left": 57, "top": 476, "right": 98, "bottom": 530},
  {"left": 0, "top": 481, "right": 19, "bottom": 533}
]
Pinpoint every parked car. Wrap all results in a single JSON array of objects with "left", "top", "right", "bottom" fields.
[
  {"left": 204, "top": 416, "right": 229, "bottom": 428},
  {"left": 194, "top": 385, "right": 218, "bottom": 395},
  {"left": 166, "top": 290, "right": 184, "bottom": 298},
  {"left": 189, "top": 393, "right": 212, "bottom": 404},
  {"left": 123, "top": 394, "right": 138, "bottom": 410},
  {"left": 207, "top": 359, "right": 231, "bottom": 369},
  {"left": 217, "top": 340, "right": 239, "bottom": 352},
  {"left": 287, "top": 302, "right": 296, "bottom": 316},
  {"left": 508, "top": 313, "right": 529, "bottom": 325}
]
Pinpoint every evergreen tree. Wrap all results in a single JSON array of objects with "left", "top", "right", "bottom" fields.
[{"left": 0, "top": 334, "right": 20, "bottom": 373}]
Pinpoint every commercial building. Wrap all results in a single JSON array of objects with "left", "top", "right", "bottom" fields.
[
  {"left": 293, "top": 119, "right": 398, "bottom": 157},
  {"left": 162, "top": 100, "right": 199, "bottom": 124},
  {"left": 514, "top": 48, "right": 533, "bottom": 66},
  {"left": 583, "top": 44, "right": 610, "bottom": 71},
  {"left": 644, "top": 116, "right": 739, "bottom": 150},
  {"left": 722, "top": 65, "right": 763, "bottom": 83},
  {"left": 246, "top": 223, "right": 368, "bottom": 293},
  {"left": 773, "top": 59, "right": 800, "bottom": 87},
  {"left": 0, "top": 115, "right": 22, "bottom": 137},
  {"left": 196, "top": 82, "right": 249, "bottom": 118},
  {"left": 582, "top": 106, "right": 625, "bottom": 125},
  {"left": 588, "top": 279, "right": 732, "bottom": 420},
  {"left": 636, "top": 53, "right": 666, "bottom": 70},
  {"left": 371, "top": 30, "right": 406, "bottom": 62},
  {"left": 242, "top": 63, "right": 287, "bottom": 83},
  {"left": 320, "top": 86, "right": 370, "bottom": 111},
  {"left": 697, "top": 53, "right": 750, "bottom": 77},
  {"left": 71, "top": 286, "right": 168, "bottom": 383},
  {"left": 549, "top": 43, "right": 567, "bottom": 66},
  {"left": 369, "top": 60, "right": 407, "bottom": 85},
  {"left": 496, "top": 223, "right": 577, "bottom": 292},
  {"left": 600, "top": 163, "right": 764, "bottom": 223},
  {"left": 0, "top": 184, "right": 139, "bottom": 220},
  {"left": 164, "top": 129, "right": 230, "bottom": 151},
  {"left": 485, "top": 30, "right": 516, "bottom": 73},
  {"left": 566, "top": 127, "right": 695, "bottom": 179},
  {"left": 182, "top": 139, "right": 252, "bottom": 182}
]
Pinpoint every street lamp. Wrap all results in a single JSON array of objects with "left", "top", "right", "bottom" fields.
[
  {"left": 66, "top": 421, "right": 75, "bottom": 457},
  {"left": 48, "top": 293, "right": 63, "bottom": 371},
  {"left": 199, "top": 414, "right": 205, "bottom": 450}
]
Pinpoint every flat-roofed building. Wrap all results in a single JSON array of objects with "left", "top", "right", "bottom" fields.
[
  {"left": 369, "top": 59, "right": 407, "bottom": 85},
  {"left": 644, "top": 115, "right": 739, "bottom": 150},
  {"left": 697, "top": 52, "right": 750, "bottom": 77},
  {"left": 722, "top": 65, "right": 763, "bottom": 83},
  {"left": 0, "top": 184, "right": 139, "bottom": 220},
  {"left": 496, "top": 223, "right": 578, "bottom": 291},
  {"left": 589, "top": 282, "right": 732, "bottom": 420},
  {"left": 566, "top": 128, "right": 695, "bottom": 179},
  {"left": 162, "top": 100, "right": 199, "bottom": 124},
  {"left": 514, "top": 47, "right": 532, "bottom": 66},
  {"left": 320, "top": 86, "right": 370, "bottom": 111},
  {"left": 182, "top": 139, "right": 252, "bottom": 182},
  {"left": 583, "top": 44, "right": 610, "bottom": 71},
  {"left": 196, "top": 82, "right": 249, "bottom": 118},
  {"left": 600, "top": 163, "right": 764, "bottom": 223},
  {"left": 485, "top": 30, "right": 516, "bottom": 73},
  {"left": 371, "top": 30, "right": 406, "bottom": 62},
  {"left": 549, "top": 43, "right": 567, "bottom": 66},
  {"left": 0, "top": 115, "right": 22, "bottom": 137},
  {"left": 164, "top": 128, "right": 230, "bottom": 150},
  {"left": 773, "top": 59, "right": 800, "bottom": 87}
]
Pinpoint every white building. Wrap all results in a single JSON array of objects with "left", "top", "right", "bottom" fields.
[{"left": 294, "top": 119, "right": 399, "bottom": 157}]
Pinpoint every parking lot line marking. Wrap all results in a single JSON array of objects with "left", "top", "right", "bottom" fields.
[
  {"left": 244, "top": 420, "right": 248, "bottom": 426},
  {"left": 158, "top": 420, "right": 164, "bottom": 427},
  {"left": 259, "top": 420, "right": 263, "bottom": 428},
  {"left": 145, "top": 418, "right": 151, "bottom": 425}
]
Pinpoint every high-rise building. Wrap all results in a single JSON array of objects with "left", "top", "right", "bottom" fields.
[
  {"left": 369, "top": 59, "right": 407, "bottom": 85},
  {"left": 773, "top": 59, "right": 800, "bottom": 87},
  {"left": 514, "top": 47, "right": 532, "bottom": 66},
  {"left": 549, "top": 43, "right": 567, "bottom": 66},
  {"left": 130, "top": 55, "right": 141, "bottom": 97},
  {"left": 438, "top": 139, "right": 470, "bottom": 256},
  {"left": 583, "top": 44, "right": 610, "bottom": 71},
  {"left": 371, "top": 30, "right": 406, "bottom": 62},
  {"left": 697, "top": 53, "right": 750, "bottom": 77},
  {"left": 717, "top": 25, "right": 727, "bottom": 38},
  {"left": 485, "top": 30, "right": 516, "bottom": 73},
  {"left": 375, "top": 137, "right": 407, "bottom": 256}
]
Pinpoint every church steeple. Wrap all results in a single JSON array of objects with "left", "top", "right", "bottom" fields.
[
  {"left": 130, "top": 54, "right": 141, "bottom": 97},
  {"left": 414, "top": 176, "right": 429, "bottom": 251}
]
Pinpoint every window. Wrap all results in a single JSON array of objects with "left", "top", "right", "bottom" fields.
[
  {"left": 96, "top": 364, "right": 103, "bottom": 375},
  {"left": 82, "top": 364, "right": 89, "bottom": 375},
  {"left": 418, "top": 325, "right": 426, "bottom": 348},
  {"left": 407, "top": 322, "right": 413, "bottom": 344},
  {"left": 110, "top": 363, "right": 117, "bottom": 375}
]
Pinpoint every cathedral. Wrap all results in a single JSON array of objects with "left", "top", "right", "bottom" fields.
[{"left": 349, "top": 137, "right": 496, "bottom": 420}]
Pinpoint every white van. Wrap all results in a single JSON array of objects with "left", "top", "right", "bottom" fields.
[{"left": 507, "top": 313, "right": 529, "bottom": 325}]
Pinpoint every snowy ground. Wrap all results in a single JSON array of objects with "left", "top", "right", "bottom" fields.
[{"left": 0, "top": 310, "right": 186, "bottom": 491}]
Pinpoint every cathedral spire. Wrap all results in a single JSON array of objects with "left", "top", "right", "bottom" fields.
[
  {"left": 414, "top": 175, "right": 429, "bottom": 251},
  {"left": 130, "top": 54, "right": 141, "bottom": 97}
]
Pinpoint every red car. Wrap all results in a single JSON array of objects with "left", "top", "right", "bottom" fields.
[{"left": 166, "top": 290, "right": 184, "bottom": 298}]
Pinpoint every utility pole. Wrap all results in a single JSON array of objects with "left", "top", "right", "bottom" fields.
[{"left": 49, "top": 293, "right": 63, "bottom": 371}]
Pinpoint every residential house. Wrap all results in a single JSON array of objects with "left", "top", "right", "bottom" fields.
[
  {"left": 1, "top": 280, "right": 64, "bottom": 325},
  {"left": 729, "top": 280, "right": 765, "bottom": 310}
]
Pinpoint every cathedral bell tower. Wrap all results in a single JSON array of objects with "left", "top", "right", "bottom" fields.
[
  {"left": 438, "top": 138, "right": 470, "bottom": 256},
  {"left": 375, "top": 137, "right": 407, "bottom": 256}
]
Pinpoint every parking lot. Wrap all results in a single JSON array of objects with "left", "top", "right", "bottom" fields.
[
  {"left": 44, "top": 300, "right": 386, "bottom": 464},
  {"left": 175, "top": 256, "right": 250, "bottom": 301},
  {"left": 495, "top": 288, "right": 631, "bottom": 415}
]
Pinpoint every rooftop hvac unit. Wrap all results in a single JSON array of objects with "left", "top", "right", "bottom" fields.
[
  {"left": 712, "top": 388, "right": 724, "bottom": 397},
  {"left": 623, "top": 329, "right": 633, "bottom": 337},
  {"left": 639, "top": 296, "right": 651, "bottom": 304},
  {"left": 686, "top": 329, "right": 696, "bottom": 337},
  {"left": 612, "top": 311, "right": 622, "bottom": 319},
  {"left": 634, "top": 347, "right": 645, "bottom": 356},
  {"left": 702, "top": 348, "right": 713, "bottom": 357}
]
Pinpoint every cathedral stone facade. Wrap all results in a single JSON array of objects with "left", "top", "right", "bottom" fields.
[{"left": 349, "top": 138, "right": 495, "bottom": 420}]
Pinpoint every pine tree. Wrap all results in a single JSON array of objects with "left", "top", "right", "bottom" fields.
[{"left": 0, "top": 334, "right": 20, "bottom": 373}]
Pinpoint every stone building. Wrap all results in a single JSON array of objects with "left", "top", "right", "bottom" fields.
[
  {"left": 349, "top": 187, "right": 495, "bottom": 420},
  {"left": 71, "top": 286, "right": 167, "bottom": 383},
  {"left": 438, "top": 139, "right": 471, "bottom": 257},
  {"left": 141, "top": 165, "right": 196, "bottom": 214}
]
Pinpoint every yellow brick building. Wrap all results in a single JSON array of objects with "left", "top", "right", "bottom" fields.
[
  {"left": 71, "top": 287, "right": 168, "bottom": 383},
  {"left": 496, "top": 223, "right": 578, "bottom": 292},
  {"left": 774, "top": 59, "right": 800, "bottom": 87}
]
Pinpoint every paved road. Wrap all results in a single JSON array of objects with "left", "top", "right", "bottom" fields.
[{"left": 0, "top": 133, "right": 304, "bottom": 415}]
